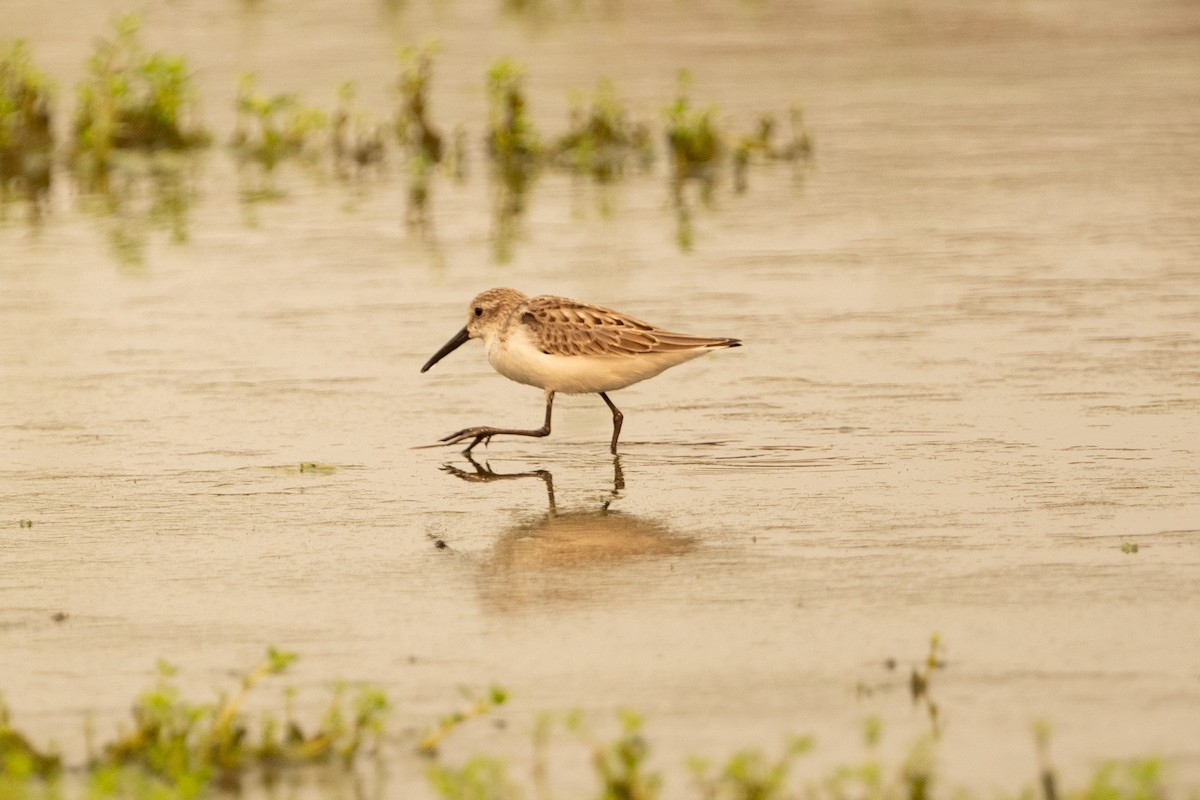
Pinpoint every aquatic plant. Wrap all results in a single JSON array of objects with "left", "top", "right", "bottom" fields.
[
  {"left": 732, "top": 105, "right": 814, "bottom": 191},
  {"left": 1, "top": 652, "right": 1191, "bottom": 800},
  {"left": 332, "top": 82, "right": 386, "bottom": 174},
  {"left": 553, "top": 79, "right": 653, "bottom": 181},
  {"left": 574, "top": 709, "right": 661, "bottom": 800},
  {"left": 0, "top": 648, "right": 389, "bottom": 797},
  {"left": 662, "top": 71, "right": 722, "bottom": 251},
  {"left": 394, "top": 43, "right": 447, "bottom": 224},
  {"left": 664, "top": 71, "right": 722, "bottom": 182},
  {"left": 72, "top": 15, "right": 209, "bottom": 166},
  {"left": 0, "top": 39, "right": 54, "bottom": 203},
  {"left": 418, "top": 685, "right": 509, "bottom": 757},
  {"left": 689, "top": 737, "right": 814, "bottom": 800},
  {"left": 428, "top": 756, "right": 524, "bottom": 800},
  {"left": 395, "top": 43, "right": 444, "bottom": 166},
  {"left": 484, "top": 58, "right": 541, "bottom": 262},
  {"left": 485, "top": 58, "right": 541, "bottom": 175},
  {"left": 0, "top": 696, "right": 61, "bottom": 780},
  {"left": 231, "top": 72, "right": 327, "bottom": 170}
]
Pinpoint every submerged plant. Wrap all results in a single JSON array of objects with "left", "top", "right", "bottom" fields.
[
  {"left": 484, "top": 58, "right": 541, "bottom": 262},
  {"left": 72, "top": 15, "right": 209, "bottom": 166},
  {"left": 0, "top": 657, "right": 1191, "bottom": 800},
  {"left": 5, "top": 648, "right": 389, "bottom": 796},
  {"left": 395, "top": 43, "right": 446, "bottom": 224},
  {"left": 418, "top": 685, "right": 509, "bottom": 757},
  {"left": 332, "top": 82, "right": 386, "bottom": 174},
  {"left": 663, "top": 71, "right": 723, "bottom": 251},
  {"left": 485, "top": 58, "right": 540, "bottom": 175},
  {"left": 571, "top": 709, "right": 662, "bottom": 800},
  {"left": 732, "top": 105, "right": 814, "bottom": 191},
  {"left": 395, "top": 42, "right": 444, "bottom": 166},
  {"left": 0, "top": 38, "right": 54, "bottom": 205},
  {"left": 0, "top": 696, "right": 62, "bottom": 780},
  {"left": 554, "top": 78, "right": 652, "bottom": 181},
  {"left": 231, "top": 72, "right": 327, "bottom": 170},
  {"left": 690, "top": 737, "right": 814, "bottom": 800},
  {"left": 665, "top": 70, "right": 721, "bottom": 182},
  {"left": 428, "top": 756, "right": 524, "bottom": 800}
]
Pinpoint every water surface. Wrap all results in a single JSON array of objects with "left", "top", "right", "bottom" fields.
[{"left": 2, "top": 0, "right": 1199, "bottom": 794}]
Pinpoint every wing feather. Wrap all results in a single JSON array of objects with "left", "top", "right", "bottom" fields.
[{"left": 520, "top": 296, "right": 738, "bottom": 357}]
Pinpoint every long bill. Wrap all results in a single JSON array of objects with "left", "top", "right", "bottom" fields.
[{"left": 420, "top": 326, "right": 471, "bottom": 373}]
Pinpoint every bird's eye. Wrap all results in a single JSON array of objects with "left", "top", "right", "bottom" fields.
[{"left": 474, "top": 307, "right": 483, "bottom": 317}]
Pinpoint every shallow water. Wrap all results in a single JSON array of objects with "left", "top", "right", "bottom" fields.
[{"left": 3, "top": 0, "right": 1200, "bottom": 794}]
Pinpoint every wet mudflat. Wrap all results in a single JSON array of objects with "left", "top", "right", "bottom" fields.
[{"left": 2, "top": 0, "right": 1200, "bottom": 796}]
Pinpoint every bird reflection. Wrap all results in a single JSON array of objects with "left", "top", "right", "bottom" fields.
[
  {"left": 441, "top": 452, "right": 625, "bottom": 514},
  {"left": 440, "top": 454, "right": 694, "bottom": 613}
]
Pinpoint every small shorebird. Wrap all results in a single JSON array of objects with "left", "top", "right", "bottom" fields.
[{"left": 420, "top": 288, "right": 741, "bottom": 454}]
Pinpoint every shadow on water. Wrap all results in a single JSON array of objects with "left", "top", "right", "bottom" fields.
[{"left": 441, "top": 454, "right": 696, "bottom": 613}]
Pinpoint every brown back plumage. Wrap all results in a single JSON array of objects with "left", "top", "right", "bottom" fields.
[{"left": 520, "top": 295, "right": 741, "bottom": 357}]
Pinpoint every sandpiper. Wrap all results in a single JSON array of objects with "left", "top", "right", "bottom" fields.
[{"left": 420, "top": 288, "right": 741, "bottom": 454}]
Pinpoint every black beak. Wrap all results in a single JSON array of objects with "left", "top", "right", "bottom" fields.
[{"left": 421, "top": 326, "right": 471, "bottom": 373}]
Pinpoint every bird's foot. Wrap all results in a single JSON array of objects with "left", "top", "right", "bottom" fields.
[
  {"left": 435, "top": 424, "right": 552, "bottom": 454},
  {"left": 438, "top": 426, "right": 502, "bottom": 454}
]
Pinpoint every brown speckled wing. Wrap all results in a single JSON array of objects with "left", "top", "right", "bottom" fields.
[{"left": 520, "top": 296, "right": 733, "bottom": 357}]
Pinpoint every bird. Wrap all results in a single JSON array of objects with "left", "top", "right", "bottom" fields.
[{"left": 420, "top": 288, "right": 741, "bottom": 454}]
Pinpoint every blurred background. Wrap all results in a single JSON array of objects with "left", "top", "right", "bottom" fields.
[{"left": 2, "top": 1, "right": 1199, "bottom": 798}]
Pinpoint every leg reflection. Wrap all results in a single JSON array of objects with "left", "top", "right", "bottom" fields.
[
  {"left": 442, "top": 452, "right": 557, "bottom": 513},
  {"left": 440, "top": 453, "right": 628, "bottom": 515}
]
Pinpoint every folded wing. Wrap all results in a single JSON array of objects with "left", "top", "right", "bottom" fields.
[{"left": 521, "top": 296, "right": 740, "bottom": 357}]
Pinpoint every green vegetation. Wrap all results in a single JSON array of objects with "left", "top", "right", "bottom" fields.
[
  {"left": 428, "top": 756, "right": 524, "bottom": 800},
  {"left": 484, "top": 58, "right": 541, "bottom": 262},
  {"left": 418, "top": 685, "right": 509, "bottom": 757},
  {"left": 554, "top": 79, "right": 653, "bottom": 181},
  {"left": 231, "top": 73, "right": 327, "bottom": 170},
  {"left": 395, "top": 43, "right": 447, "bottom": 224},
  {"left": 690, "top": 737, "right": 815, "bottom": 800},
  {"left": 1, "top": 649, "right": 388, "bottom": 799},
  {"left": 331, "top": 81, "right": 385, "bottom": 173},
  {"left": 395, "top": 43, "right": 444, "bottom": 167},
  {"left": 0, "top": 698, "right": 60, "bottom": 779},
  {"left": 0, "top": 39, "right": 54, "bottom": 207},
  {"left": 665, "top": 71, "right": 722, "bottom": 182},
  {"left": 98, "top": 648, "right": 386, "bottom": 788},
  {"left": 0, "top": 646, "right": 1189, "bottom": 800},
  {"left": 3, "top": 16, "right": 816, "bottom": 258},
  {"left": 485, "top": 57, "right": 541, "bottom": 179},
  {"left": 72, "top": 15, "right": 209, "bottom": 168},
  {"left": 733, "top": 105, "right": 814, "bottom": 192},
  {"left": 5, "top": 17, "right": 815, "bottom": 260},
  {"left": 663, "top": 71, "right": 722, "bottom": 251},
  {"left": 573, "top": 709, "right": 661, "bottom": 800}
]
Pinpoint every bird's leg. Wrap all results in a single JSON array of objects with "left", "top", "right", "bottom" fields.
[
  {"left": 439, "top": 390, "right": 555, "bottom": 453},
  {"left": 599, "top": 392, "right": 624, "bottom": 454}
]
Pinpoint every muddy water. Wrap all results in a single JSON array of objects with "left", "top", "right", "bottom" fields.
[{"left": 3, "top": 0, "right": 1200, "bottom": 794}]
